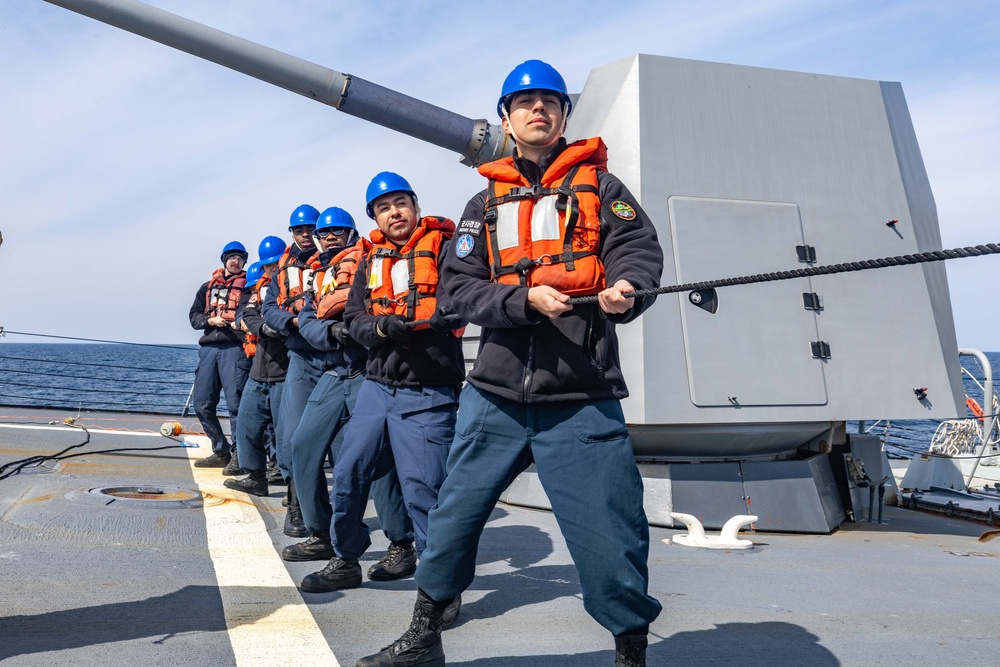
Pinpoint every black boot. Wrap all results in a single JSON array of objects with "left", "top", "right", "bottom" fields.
[
  {"left": 223, "top": 470, "right": 269, "bottom": 497},
  {"left": 355, "top": 589, "right": 448, "bottom": 667},
  {"left": 440, "top": 594, "right": 461, "bottom": 631},
  {"left": 300, "top": 556, "right": 362, "bottom": 593},
  {"left": 194, "top": 451, "right": 231, "bottom": 468},
  {"left": 283, "top": 478, "right": 308, "bottom": 538},
  {"left": 282, "top": 531, "right": 335, "bottom": 562},
  {"left": 367, "top": 539, "right": 417, "bottom": 581},
  {"left": 614, "top": 632, "right": 648, "bottom": 667},
  {"left": 222, "top": 451, "right": 246, "bottom": 476},
  {"left": 266, "top": 460, "right": 285, "bottom": 485}
]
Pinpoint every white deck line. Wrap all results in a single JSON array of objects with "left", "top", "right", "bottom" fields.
[
  {"left": 0, "top": 423, "right": 163, "bottom": 436},
  {"left": 184, "top": 436, "right": 341, "bottom": 666}
]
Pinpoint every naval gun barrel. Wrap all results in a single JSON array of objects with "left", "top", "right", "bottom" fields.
[{"left": 43, "top": 0, "right": 510, "bottom": 166}]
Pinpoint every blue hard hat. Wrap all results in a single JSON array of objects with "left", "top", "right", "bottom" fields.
[
  {"left": 497, "top": 59, "right": 572, "bottom": 118},
  {"left": 258, "top": 235, "right": 287, "bottom": 266},
  {"left": 245, "top": 261, "right": 263, "bottom": 288},
  {"left": 220, "top": 240, "right": 248, "bottom": 263},
  {"left": 365, "top": 172, "right": 416, "bottom": 219},
  {"left": 315, "top": 206, "right": 356, "bottom": 232},
  {"left": 289, "top": 204, "right": 320, "bottom": 230}
]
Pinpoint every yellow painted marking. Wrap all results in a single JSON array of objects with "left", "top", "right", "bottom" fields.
[{"left": 185, "top": 435, "right": 340, "bottom": 666}]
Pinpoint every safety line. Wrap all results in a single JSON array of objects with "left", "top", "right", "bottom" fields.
[
  {"left": 0, "top": 329, "right": 197, "bottom": 350},
  {"left": 567, "top": 242, "right": 1000, "bottom": 304},
  {"left": 184, "top": 441, "right": 340, "bottom": 666}
]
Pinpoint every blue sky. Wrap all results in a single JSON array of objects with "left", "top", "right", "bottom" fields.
[{"left": 1, "top": 0, "right": 998, "bottom": 349}]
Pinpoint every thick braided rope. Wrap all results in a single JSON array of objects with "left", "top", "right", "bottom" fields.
[{"left": 566, "top": 243, "right": 1000, "bottom": 305}]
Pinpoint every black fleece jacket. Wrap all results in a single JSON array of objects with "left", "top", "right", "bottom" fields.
[{"left": 442, "top": 138, "right": 663, "bottom": 403}]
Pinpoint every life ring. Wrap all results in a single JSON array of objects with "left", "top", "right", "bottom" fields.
[{"left": 966, "top": 396, "right": 985, "bottom": 421}]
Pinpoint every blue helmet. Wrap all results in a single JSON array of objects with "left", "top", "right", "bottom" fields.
[
  {"left": 497, "top": 59, "right": 572, "bottom": 118},
  {"left": 220, "top": 240, "right": 248, "bottom": 263},
  {"left": 289, "top": 204, "right": 320, "bottom": 230},
  {"left": 315, "top": 206, "right": 356, "bottom": 232},
  {"left": 365, "top": 172, "right": 416, "bottom": 219},
  {"left": 245, "top": 261, "right": 263, "bottom": 288},
  {"left": 258, "top": 235, "right": 287, "bottom": 266}
]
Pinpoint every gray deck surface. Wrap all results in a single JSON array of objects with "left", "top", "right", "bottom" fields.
[{"left": 2, "top": 408, "right": 999, "bottom": 666}]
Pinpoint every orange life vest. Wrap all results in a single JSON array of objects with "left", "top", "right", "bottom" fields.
[
  {"left": 275, "top": 247, "right": 320, "bottom": 314},
  {"left": 205, "top": 269, "right": 246, "bottom": 323},
  {"left": 314, "top": 239, "right": 371, "bottom": 320},
  {"left": 242, "top": 277, "right": 267, "bottom": 358},
  {"left": 363, "top": 217, "right": 454, "bottom": 331},
  {"left": 478, "top": 137, "right": 607, "bottom": 296}
]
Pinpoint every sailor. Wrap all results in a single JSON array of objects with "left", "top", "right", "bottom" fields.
[
  {"left": 188, "top": 240, "right": 252, "bottom": 469},
  {"left": 261, "top": 205, "right": 323, "bottom": 537},
  {"left": 357, "top": 60, "right": 664, "bottom": 667},
  {"left": 225, "top": 243, "right": 291, "bottom": 497},
  {"left": 282, "top": 207, "right": 415, "bottom": 573},
  {"left": 300, "top": 173, "right": 465, "bottom": 594}
]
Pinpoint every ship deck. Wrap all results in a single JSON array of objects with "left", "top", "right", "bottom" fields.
[{"left": 2, "top": 407, "right": 999, "bottom": 666}]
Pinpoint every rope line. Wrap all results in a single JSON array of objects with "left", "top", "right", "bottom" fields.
[
  {"left": 1, "top": 330, "right": 197, "bottom": 351},
  {"left": 0, "top": 366, "right": 193, "bottom": 386},
  {"left": 0, "top": 379, "right": 190, "bottom": 397},
  {"left": 0, "top": 353, "right": 194, "bottom": 374},
  {"left": 566, "top": 243, "right": 1000, "bottom": 304}
]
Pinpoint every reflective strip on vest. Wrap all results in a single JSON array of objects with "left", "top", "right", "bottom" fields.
[
  {"left": 390, "top": 259, "right": 410, "bottom": 298},
  {"left": 531, "top": 196, "right": 561, "bottom": 242},
  {"left": 368, "top": 257, "right": 383, "bottom": 289},
  {"left": 496, "top": 202, "right": 520, "bottom": 250}
]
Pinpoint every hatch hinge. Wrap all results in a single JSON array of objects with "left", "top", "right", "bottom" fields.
[
  {"left": 802, "top": 292, "right": 823, "bottom": 311},
  {"left": 811, "top": 341, "right": 832, "bottom": 359},
  {"left": 796, "top": 245, "right": 817, "bottom": 263}
]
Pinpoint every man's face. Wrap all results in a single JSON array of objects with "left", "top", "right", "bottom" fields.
[
  {"left": 262, "top": 262, "right": 278, "bottom": 279},
  {"left": 316, "top": 227, "right": 352, "bottom": 252},
  {"left": 502, "top": 90, "right": 565, "bottom": 147},
  {"left": 291, "top": 225, "right": 316, "bottom": 250},
  {"left": 224, "top": 254, "right": 246, "bottom": 275},
  {"left": 372, "top": 192, "right": 419, "bottom": 245}
]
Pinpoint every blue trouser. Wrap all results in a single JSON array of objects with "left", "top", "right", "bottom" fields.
[
  {"left": 235, "top": 378, "right": 283, "bottom": 473},
  {"left": 415, "top": 384, "right": 662, "bottom": 636},
  {"left": 276, "top": 349, "right": 325, "bottom": 479},
  {"left": 331, "top": 381, "right": 456, "bottom": 559},
  {"left": 193, "top": 343, "right": 251, "bottom": 454},
  {"left": 290, "top": 371, "right": 414, "bottom": 540}
]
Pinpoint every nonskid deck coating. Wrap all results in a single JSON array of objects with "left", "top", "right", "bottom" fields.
[{"left": 1, "top": 408, "right": 999, "bottom": 666}]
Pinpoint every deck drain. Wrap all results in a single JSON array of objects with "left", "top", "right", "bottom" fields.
[
  {"left": 16, "top": 460, "right": 61, "bottom": 475},
  {"left": 66, "top": 485, "right": 219, "bottom": 509}
]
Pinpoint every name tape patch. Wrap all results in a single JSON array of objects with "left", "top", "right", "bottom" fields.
[{"left": 457, "top": 219, "right": 484, "bottom": 236}]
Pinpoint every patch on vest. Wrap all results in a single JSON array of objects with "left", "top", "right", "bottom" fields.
[
  {"left": 454, "top": 234, "right": 476, "bottom": 258},
  {"left": 611, "top": 200, "right": 637, "bottom": 221},
  {"left": 457, "top": 219, "right": 484, "bottom": 236}
]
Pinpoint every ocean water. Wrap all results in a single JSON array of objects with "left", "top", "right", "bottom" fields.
[
  {"left": 0, "top": 342, "right": 198, "bottom": 416},
  {"left": 1, "top": 343, "right": 997, "bottom": 456}
]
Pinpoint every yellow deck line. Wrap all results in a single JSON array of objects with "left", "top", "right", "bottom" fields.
[{"left": 185, "top": 436, "right": 341, "bottom": 666}]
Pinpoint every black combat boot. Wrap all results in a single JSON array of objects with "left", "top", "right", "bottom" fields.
[
  {"left": 282, "top": 530, "right": 335, "bottom": 562},
  {"left": 283, "top": 478, "right": 308, "bottom": 538},
  {"left": 613, "top": 631, "right": 648, "bottom": 667},
  {"left": 367, "top": 539, "right": 418, "bottom": 581},
  {"left": 300, "top": 556, "right": 362, "bottom": 593},
  {"left": 266, "top": 460, "right": 285, "bottom": 485},
  {"left": 440, "top": 594, "right": 462, "bottom": 630},
  {"left": 355, "top": 589, "right": 448, "bottom": 667},
  {"left": 223, "top": 469, "right": 269, "bottom": 497},
  {"left": 194, "top": 451, "right": 231, "bottom": 468},
  {"left": 222, "top": 451, "right": 245, "bottom": 476}
]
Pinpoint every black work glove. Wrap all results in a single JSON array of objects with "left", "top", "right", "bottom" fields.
[
  {"left": 377, "top": 315, "right": 411, "bottom": 343},
  {"left": 429, "top": 306, "right": 457, "bottom": 333},
  {"left": 331, "top": 321, "right": 351, "bottom": 345}
]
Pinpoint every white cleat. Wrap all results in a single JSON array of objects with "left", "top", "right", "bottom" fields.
[{"left": 667, "top": 512, "right": 758, "bottom": 549}]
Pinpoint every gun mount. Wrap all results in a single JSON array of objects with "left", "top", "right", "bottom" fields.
[{"left": 44, "top": 0, "right": 967, "bottom": 532}]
